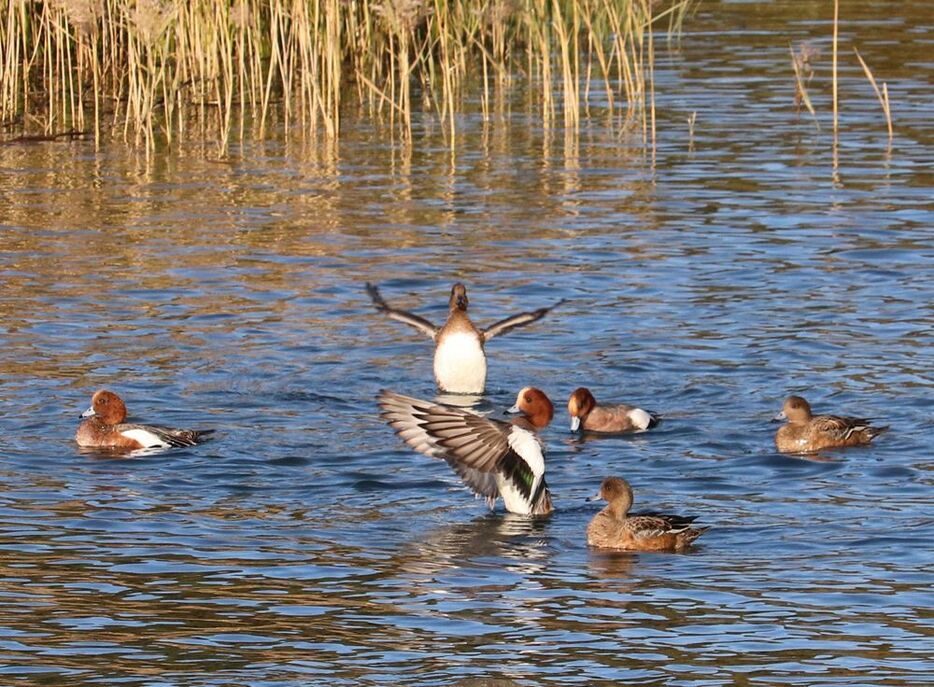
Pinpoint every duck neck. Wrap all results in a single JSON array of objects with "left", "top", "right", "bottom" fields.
[
  {"left": 87, "top": 416, "right": 111, "bottom": 429},
  {"left": 605, "top": 493, "right": 632, "bottom": 521},
  {"left": 444, "top": 309, "right": 478, "bottom": 334},
  {"left": 510, "top": 416, "right": 538, "bottom": 433}
]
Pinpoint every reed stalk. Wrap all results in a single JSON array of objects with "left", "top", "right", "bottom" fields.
[
  {"left": 853, "top": 48, "right": 893, "bottom": 140},
  {"left": 790, "top": 42, "right": 819, "bottom": 130},
  {"left": 644, "top": 0, "right": 656, "bottom": 148},
  {"left": 832, "top": 0, "right": 838, "bottom": 134},
  {"left": 0, "top": 0, "right": 695, "bottom": 150}
]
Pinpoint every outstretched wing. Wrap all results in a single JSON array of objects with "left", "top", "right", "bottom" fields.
[
  {"left": 378, "top": 390, "right": 517, "bottom": 499},
  {"left": 365, "top": 283, "right": 438, "bottom": 339},
  {"left": 444, "top": 462, "right": 500, "bottom": 504},
  {"left": 378, "top": 390, "right": 511, "bottom": 468},
  {"left": 482, "top": 299, "right": 566, "bottom": 342}
]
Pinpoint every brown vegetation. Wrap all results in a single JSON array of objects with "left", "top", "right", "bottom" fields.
[{"left": 0, "top": 0, "right": 695, "bottom": 151}]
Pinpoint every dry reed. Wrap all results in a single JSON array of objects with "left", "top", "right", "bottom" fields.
[
  {"left": 853, "top": 48, "right": 893, "bottom": 140},
  {"left": 0, "top": 0, "right": 695, "bottom": 151},
  {"left": 790, "top": 41, "right": 819, "bottom": 130},
  {"left": 831, "top": 0, "right": 839, "bottom": 135}
]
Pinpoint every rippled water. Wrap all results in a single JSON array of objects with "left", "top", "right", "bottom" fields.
[{"left": 1, "top": 1, "right": 932, "bottom": 684}]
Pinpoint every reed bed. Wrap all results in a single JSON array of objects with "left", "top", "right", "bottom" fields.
[{"left": 0, "top": 0, "right": 695, "bottom": 151}]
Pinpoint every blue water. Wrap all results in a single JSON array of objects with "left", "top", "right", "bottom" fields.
[{"left": 1, "top": 1, "right": 932, "bottom": 684}]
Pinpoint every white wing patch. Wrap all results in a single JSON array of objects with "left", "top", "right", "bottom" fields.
[
  {"left": 506, "top": 427, "right": 544, "bottom": 477},
  {"left": 120, "top": 428, "right": 173, "bottom": 449},
  {"left": 628, "top": 408, "right": 653, "bottom": 431}
]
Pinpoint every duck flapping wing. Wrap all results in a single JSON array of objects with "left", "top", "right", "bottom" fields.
[
  {"left": 366, "top": 283, "right": 438, "bottom": 338},
  {"left": 378, "top": 390, "right": 515, "bottom": 500},
  {"left": 481, "top": 299, "right": 566, "bottom": 342}
]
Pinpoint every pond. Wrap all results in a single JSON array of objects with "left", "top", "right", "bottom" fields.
[{"left": 0, "top": 0, "right": 932, "bottom": 684}]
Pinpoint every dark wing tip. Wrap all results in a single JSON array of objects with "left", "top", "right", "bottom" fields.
[
  {"left": 176, "top": 428, "right": 215, "bottom": 447},
  {"left": 194, "top": 429, "right": 215, "bottom": 442},
  {"left": 531, "top": 297, "right": 567, "bottom": 319},
  {"left": 365, "top": 282, "right": 389, "bottom": 310},
  {"left": 547, "top": 297, "right": 568, "bottom": 312}
]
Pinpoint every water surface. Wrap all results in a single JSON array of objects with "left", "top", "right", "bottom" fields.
[{"left": 1, "top": 1, "right": 932, "bottom": 684}]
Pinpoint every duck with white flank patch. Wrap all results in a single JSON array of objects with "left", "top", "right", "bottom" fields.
[
  {"left": 773, "top": 395, "right": 888, "bottom": 454},
  {"left": 366, "top": 282, "right": 564, "bottom": 394},
  {"left": 587, "top": 476, "right": 708, "bottom": 552},
  {"left": 76, "top": 390, "right": 214, "bottom": 451},
  {"left": 567, "top": 387, "right": 660, "bottom": 433},
  {"left": 378, "top": 387, "right": 555, "bottom": 515}
]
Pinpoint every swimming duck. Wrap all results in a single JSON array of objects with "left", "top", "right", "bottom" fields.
[
  {"left": 366, "top": 282, "right": 563, "bottom": 394},
  {"left": 76, "top": 390, "right": 214, "bottom": 450},
  {"left": 567, "top": 387, "right": 659, "bottom": 433},
  {"left": 773, "top": 395, "right": 888, "bottom": 453},
  {"left": 586, "top": 476, "right": 708, "bottom": 551},
  {"left": 378, "top": 387, "right": 555, "bottom": 515}
]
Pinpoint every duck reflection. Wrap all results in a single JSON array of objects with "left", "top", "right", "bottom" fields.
[
  {"left": 452, "top": 678, "right": 523, "bottom": 687},
  {"left": 433, "top": 391, "right": 487, "bottom": 410},
  {"left": 564, "top": 430, "right": 658, "bottom": 449},
  {"left": 397, "top": 512, "right": 552, "bottom": 576},
  {"left": 586, "top": 549, "right": 638, "bottom": 580},
  {"left": 781, "top": 450, "right": 838, "bottom": 463}
]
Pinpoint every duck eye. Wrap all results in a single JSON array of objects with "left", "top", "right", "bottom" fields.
[{"left": 525, "top": 395, "right": 532, "bottom": 403}]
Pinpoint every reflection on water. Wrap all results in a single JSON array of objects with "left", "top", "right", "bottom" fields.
[{"left": 1, "top": 0, "right": 932, "bottom": 685}]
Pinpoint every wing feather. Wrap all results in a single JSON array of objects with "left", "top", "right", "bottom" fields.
[
  {"left": 812, "top": 414, "right": 871, "bottom": 439},
  {"left": 627, "top": 514, "right": 693, "bottom": 539},
  {"left": 378, "top": 391, "right": 512, "bottom": 475},
  {"left": 116, "top": 424, "right": 211, "bottom": 448},
  {"left": 445, "top": 461, "right": 500, "bottom": 504},
  {"left": 366, "top": 283, "right": 438, "bottom": 338},
  {"left": 481, "top": 299, "right": 566, "bottom": 341}
]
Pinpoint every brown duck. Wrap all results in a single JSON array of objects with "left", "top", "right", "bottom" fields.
[
  {"left": 567, "top": 387, "right": 660, "bottom": 433},
  {"left": 76, "top": 390, "right": 213, "bottom": 450},
  {"left": 587, "top": 476, "right": 708, "bottom": 552},
  {"left": 773, "top": 395, "right": 888, "bottom": 453}
]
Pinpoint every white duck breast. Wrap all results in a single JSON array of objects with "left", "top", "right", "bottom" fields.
[
  {"left": 366, "top": 283, "right": 563, "bottom": 395},
  {"left": 433, "top": 331, "right": 486, "bottom": 394}
]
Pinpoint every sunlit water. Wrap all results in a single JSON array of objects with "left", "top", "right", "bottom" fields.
[{"left": 1, "top": 1, "right": 932, "bottom": 684}]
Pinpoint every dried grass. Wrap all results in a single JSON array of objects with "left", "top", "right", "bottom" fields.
[
  {"left": 853, "top": 48, "right": 893, "bottom": 140},
  {"left": 0, "top": 0, "right": 695, "bottom": 151},
  {"left": 791, "top": 41, "right": 819, "bottom": 130}
]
